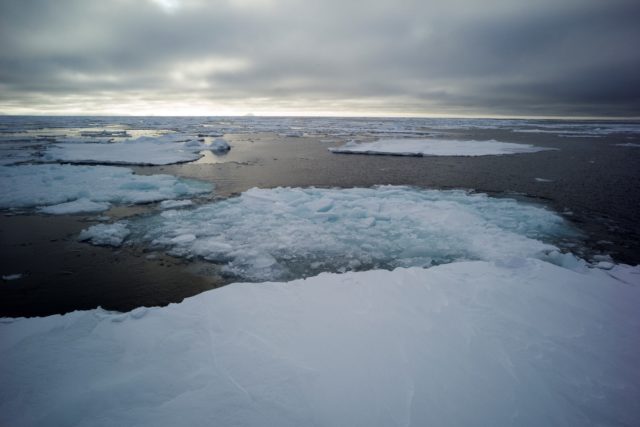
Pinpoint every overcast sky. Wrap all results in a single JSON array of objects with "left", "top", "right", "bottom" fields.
[{"left": 1, "top": 0, "right": 638, "bottom": 117}]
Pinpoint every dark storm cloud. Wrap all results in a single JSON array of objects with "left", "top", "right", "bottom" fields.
[{"left": 0, "top": 0, "right": 638, "bottom": 116}]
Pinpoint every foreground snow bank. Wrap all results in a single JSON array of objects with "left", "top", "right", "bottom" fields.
[
  {"left": 0, "top": 164, "right": 211, "bottom": 213},
  {"left": 329, "top": 138, "right": 553, "bottom": 156},
  {"left": 1, "top": 259, "right": 638, "bottom": 426},
  {"left": 129, "top": 186, "right": 576, "bottom": 280}
]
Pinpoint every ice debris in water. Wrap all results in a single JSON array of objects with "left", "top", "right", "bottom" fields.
[
  {"left": 78, "top": 222, "right": 130, "bottom": 247},
  {"left": 209, "top": 138, "right": 231, "bottom": 153},
  {"left": 127, "top": 186, "right": 578, "bottom": 281},
  {"left": 0, "top": 164, "right": 211, "bottom": 214},
  {"left": 1, "top": 259, "right": 638, "bottom": 426},
  {"left": 38, "top": 198, "right": 111, "bottom": 215},
  {"left": 159, "top": 199, "right": 194, "bottom": 210},
  {"left": 43, "top": 134, "right": 213, "bottom": 165},
  {"left": 2, "top": 274, "right": 22, "bottom": 281},
  {"left": 329, "top": 138, "right": 554, "bottom": 156}
]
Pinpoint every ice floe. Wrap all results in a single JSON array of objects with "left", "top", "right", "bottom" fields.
[
  {"left": 125, "top": 186, "right": 577, "bottom": 280},
  {"left": 1, "top": 259, "right": 638, "bottom": 426},
  {"left": 210, "top": 138, "right": 231, "bottom": 153},
  {"left": 615, "top": 142, "right": 640, "bottom": 148},
  {"left": 38, "top": 198, "right": 111, "bottom": 215},
  {"left": 43, "top": 135, "right": 209, "bottom": 165},
  {"left": 159, "top": 199, "right": 194, "bottom": 210},
  {"left": 78, "top": 222, "right": 130, "bottom": 247},
  {"left": 0, "top": 164, "right": 211, "bottom": 214},
  {"left": 329, "top": 138, "right": 553, "bottom": 156}
]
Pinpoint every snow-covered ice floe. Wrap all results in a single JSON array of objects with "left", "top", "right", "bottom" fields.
[
  {"left": 0, "top": 164, "right": 211, "bottom": 214},
  {"left": 124, "top": 186, "right": 578, "bottom": 280},
  {"left": 43, "top": 134, "right": 216, "bottom": 165},
  {"left": 1, "top": 259, "right": 639, "bottom": 426},
  {"left": 329, "top": 138, "right": 553, "bottom": 156}
]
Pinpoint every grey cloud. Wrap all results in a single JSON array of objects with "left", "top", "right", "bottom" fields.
[{"left": 0, "top": 0, "right": 638, "bottom": 116}]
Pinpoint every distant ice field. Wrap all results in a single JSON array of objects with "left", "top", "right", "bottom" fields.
[{"left": 117, "top": 186, "right": 580, "bottom": 281}]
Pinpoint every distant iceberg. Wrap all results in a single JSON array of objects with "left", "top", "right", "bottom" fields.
[{"left": 329, "top": 138, "right": 554, "bottom": 156}]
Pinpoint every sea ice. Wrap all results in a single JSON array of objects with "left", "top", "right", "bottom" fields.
[
  {"left": 0, "top": 148, "right": 38, "bottom": 166},
  {"left": 78, "top": 222, "right": 130, "bottom": 247},
  {"left": 43, "top": 134, "right": 210, "bottom": 165},
  {"left": 329, "top": 138, "right": 554, "bottom": 156},
  {"left": 1, "top": 259, "right": 638, "bottom": 426},
  {"left": 126, "top": 186, "right": 577, "bottom": 280},
  {"left": 210, "top": 138, "right": 231, "bottom": 153},
  {"left": 38, "top": 198, "right": 111, "bottom": 215},
  {"left": 159, "top": 199, "right": 194, "bottom": 210},
  {"left": 0, "top": 164, "right": 211, "bottom": 213},
  {"left": 615, "top": 142, "right": 640, "bottom": 148},
  {"left": 1, "top": 274, "right": 22, "bottom": 281}
]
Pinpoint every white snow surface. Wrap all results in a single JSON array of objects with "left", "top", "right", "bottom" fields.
[
  {"left": 43, "top": 134, "right": 210, "bottom": 165},
  {"left": 129, "top": 186, "right": 576, "bottom": 281},
  {"left": 78, "top": 222, "right": 130, "bottom": 247},
  {"left": 0, "top": 164, "right": 211, "bottom": 212},
  {"left": 329, "top": 138, "right": 553, "bottom": 156},
  {"left": 1, "top": 259, "right": 639, "bottom": 427}
]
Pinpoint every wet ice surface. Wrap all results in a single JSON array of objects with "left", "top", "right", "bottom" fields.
[
  {"left": 1, "top": 260, "right": 639, "bottom": 427},
  {"left": 329, "top": 138, "right": 552, "bottom": 156},
  {"left": 125, "top": 186, "right": 579, "bottom": 281},
  {"left": 0, "top": 164, "right": 211, "bottom": 213}
]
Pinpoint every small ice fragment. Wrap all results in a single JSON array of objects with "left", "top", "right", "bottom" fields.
[
  {"left": 79, "top": 222, "right": 130, "bottom": 247},
  {"left": 534, "top": 177, "right": 553, "bottom": 183},
  {"left": 2, "top": 273, "right": 22, "bottom": 281},
  {"left": 159, "top": 199, "right": 194, "bottom": 210},
  {"left": 210, "top": 138, "right": 231, "bottom": 153},
  {"left": 171, "top": 234, "right": 197, "bottom": 244},
  {"left": 38, "top": 198, "right": 111, "bottom": 215},
  {"left": 595, "top": 261, "right": 614, "bottom": 270}
]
